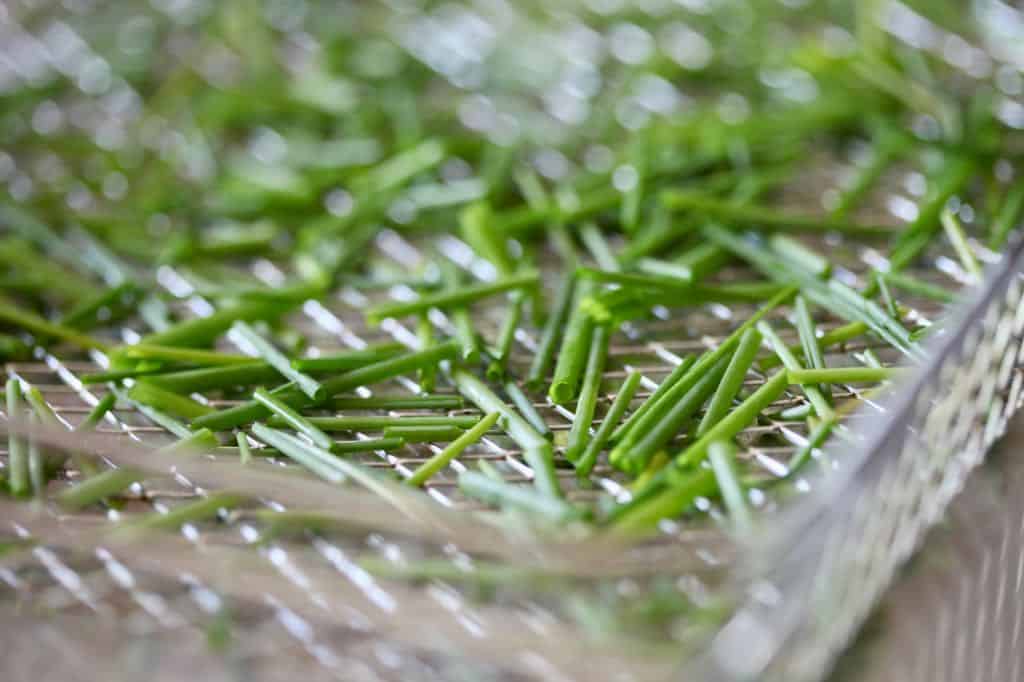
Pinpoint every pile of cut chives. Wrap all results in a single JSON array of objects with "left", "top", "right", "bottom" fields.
[{"left": 0, "top": 0, "right": 1020, "bottom": 548}]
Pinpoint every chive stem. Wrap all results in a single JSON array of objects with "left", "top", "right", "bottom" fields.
[{"left": 406, "top": 412, "right": 499, "bottom": 487}]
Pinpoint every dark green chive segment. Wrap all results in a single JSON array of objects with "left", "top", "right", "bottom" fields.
[
  {"left": 576, "top": 370, "right": 641, "bottom": 478},
  {"left": 406, "top": 411, "right": 500, "bottom": 487},
  {"left": 56, "top": 467, "right": 144, "bottom": 510},
  {"left": 291, "top": 344, "right": 406, "bottom": 372},
  {"left": 695, "top": 328, "right": 762, "bottom": 437},
  {"left": 231, "top": 321, "right": 325, "bottom": 400},
  {"left": 548, "top": 278, "right": 596, "bottom": 404},
  {"left": 526, "top": 273, "right": 575, "bottom": 389},
  {"left": 365, "top": 272, "right": 538, "bottom": 324}
]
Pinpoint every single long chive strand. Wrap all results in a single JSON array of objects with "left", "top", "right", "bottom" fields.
[
  {"left": 940, "top": 207, "right": 983, "bottom": 280},
  {"left": 252, "top": 388, "right": 333, "bottom": 451},
  {"left": 487, "top": 294, "right": 523, "bottom": 381},
  {"left": 576, "top": 371, "right": 641, "bottom": 478},
  {"left": 580, "top": 223, "right": 620, "bottom": 272},
  {"left": 236, "top": 432, "right": 252, "bottom": 465},
  {"left": 57, "top": 467, "right": 144, "bottom": 510},
  {"left": 81, "top": 366, "right": 178, "bottom": 385},
  {"left": 613, "top": 354, "right": 730, "bottom": 475},
  {"left": 328, "top": 395, "right": 463, "bottom": 410},
  {"left": 881, "top": 271, "right": 956, "bottom": 303},
  {"left": 760, "top": 321, "right": 869, "bottom": 370},
  {"left": 138, "top": 299, "right": 295, "bottom": 348},
  {"left": 192, "top": 341, "right": 460, "bottom": 431},
  {"left": 787, "top": 367, "right": 902, "bottom": 384},
  {"left": 383, "top": 425, "right": 464, "bottom": 443},
  {"left": 153, "top": 428, "right": 220, "bottom": 456},
  {"left": 231, "top": 321, "right": 324, "bottom": 401},
  {"left": 417, "top": 314, "right": 436, "bottom": 393},
  {"left": 110, "top": 386, "right": 191, "bottom": 439},
  {"left": 757, "top": 322, "right": 833, "bottom": 421},
  {"left": 548, "top": 278, "right": 596, "bottom": 405},
  {"left": 564, "top": 325, "right": 610, "bottom": 464},
  {"left": 76, "top": 393, "right": 117, "bottom": 431},
  {"left": 291, "top": 344, "right": 405, "bottom": 372},
  {"left": 525, "top": 273, "right": 575, "bottom": 389},
  {"left": 25, "top": 386, "right": 64, "bottom": 428},
  {"left": 504, "top": 381, "right": 551, "bottom": 440},
  {"left": 452, "top": 369, "right": 561, "bottom": 498},
  {"left": 116, "top": 344, "right": 255, "bottom": 366},
  {"left": 269, "top": 415, "right": 480, "bottom": 431},
  {"left": 707, "top": 441, "right": 751, "bottom": 534},
  {"left": 251, "top": 424, "right": 344, "bottom": 483},
  {"left": 610, "top": 356, "right": 696, "bottom": 444},
  {"left": 127, "top": 381, "right": 213, "bottom": 421},
  {"left": 145, "top": 363, "right": 280, "bottom": 394},
  {"left": 406, "top": 412, "right": 500, "bottom": 487},
  {"left": 989, "top": 181, "right": 1024, "bottom": 250},
  {"left": 696, "top": 328, "right": 762, "bottom": 437},
  {"left": 5, "top": 378, "right": 28, "bottom": 496},
  {"left": 365, "top": 272, "right": 538, "bottom": 324},
  {"left": 793, "top": 296, "right": 830, "bottom": 407}
]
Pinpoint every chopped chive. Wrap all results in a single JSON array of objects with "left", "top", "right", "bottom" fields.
[
  {"left": 326, "top": 394, "right": 463, "bottom": 411},
  {"left": 267, "top": 415, "right": 480, "bottom": 431},
  {"left": 154, "top": 428, "right": 220, "bottom": 456},
  {"left": 611, "top": 356, "right": 696, "bottom": 444},
  {"left": 0, "top": 300, "right": 109, "bottom": 351},
  {"left": 110, "top": 385, "right": 191, "bottom": 439},
  {"left": 127, "top": 492, "right": 247, "bottom": 531},
  {"left": 696, "top": 328, "right": 762, "bottom": 437},
  {"left": 76, "top": 393, "right": 117, "bottom": 431},
  {"left": 406, "top": 411, "right": 500, "bottom": 487},
  {"left": 236, "top": 432, "right": 252, "bottom": 465},
  {"left": 383, "top": 425, "right": 465, "bottom": 443},
  {"left": 115, "top": 344, "right": 255, "bottom": 366},
  {"left": 874, "top": 271, "right": 899, "bottom": 318},
  {"left": 707, "top": 441, "right": 751, "bottom": 533},
  {"left": 611, "top": 468, "right": 716, "bottom": 535},
  {"left": 127, "top": 381, "right": 214, "bottom": 421},
  {"left": 81, "top": 366, "right": 180, "bottom": 385},
  {"left": 564, "top": 324, "right": 610, "bottom": 463},
  {"left": 416, "top": 315, "right": 437, "bottom": 392},
  {"left": 251, "top": 423, "right": 344, "bottom": 483},
  {"left": 636, "top": 243, "right": 729, "bottom": 284},
  {"left": 60, "top": 282, "right": 140, "bottom": 331},
  {"left": 576, "top": 370, "right": 641, "bottom": 478},
  {"left": 458, "top": 471, "right": 583, "bottom": 523},
  {"left": 989, "top": 181, "right": 1024, "bottom": 249},
  {"left": 330, "top": 437, "right": 406, "bottom": 454},
  {"left": 757, "top": 321, "right": 833, "bottom": 421},
  {"left": 27, "top": 414, "right": 45, "bottom": 498},
  {"left": 882, "top": 271, "right": 957, "bottom": 303},
  {"left": 25, "top": 386, "right": 63, "bottom": 427},
  {"left": 144, "top": 362, "right": 279, "bottom": 393},
  {"left": 503, "top": 381, "right": 552, "bottom": 441},
  {"left": 6, "top": 378, "right": 28, "bottom": 497},
  {"left": 138, "top": 299, "right": 295, "bottom": 349},
  {"left": 781, "top": 419, "right": 836, "bottom": 480},
  {"left": 525, "top": 273, "right": 575, "bottom": 389},
  {"left": 441, "top": 262, "right": 481, "bottom": 364},
  {"left": 252, "top": 388, "right": 333, "bottom": 450},
  {"left": 230, "top": 321, "right": 323, "bottom": 400},
  {"left": 452, "top": 369, "right": 561, "bottom": 499},
  {"left": 548, "top": 278, "right": 596, "bottom": 404},
  {"left": 940, "top": 208, "right": 982, "bottom": 279},
  {"left": 291, "top": 344, "right": 406, "bottom": 373},
  {"left": 365, "top": 272, "right": 538, "bottom": 324},
  {"left": 192, "top": 341, "right": 460, "bottom": 431},
  {"left": 56, "top": 467, "right": 144, "bottom": 509},
  {"left": 580, "top": 223, "right": 619, "bottom": 272},
  {"left": 770, "top": 236, "right": 831, "bottom": 278},
  {"left": 486, "top": 294, "right": 523, "bottom": 381},
  {"left": 787, "top": 367, "right": 901, "bottom": 384}
]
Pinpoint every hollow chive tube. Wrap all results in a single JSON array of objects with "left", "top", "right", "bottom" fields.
[
  {"left": 383, "top": 425, "right": 464, "bottom": 443},
  {"left": 416, "top": 315, "right": 436, "bottom": 392},
  {"left": 251, "top": 423, "right": 344, "bottom": 483},
  {"left": 770, "top": 235, "right": 831, "bottom": 278},
  {"left": 696, "top": 328, "right": 763, "bottom": 437},
  {"left": 291, "top": 344, "right": 406, "bottom": 372},
  {"left": 115, "top": 344, "right": 255, "bottom": 366},
  {"left": 326, "top": 395, "right": 463, "bottom": 410},
  {"left": 611, "top": 356, "right": 696, "bottom": 444},
  {"left": 612, "top": 354, "right": 730, "bottom": 476},
  {"left": 192, "top": 341, "right": 460, "bottom": 431},
  {"left": 6, "top": 378, "right": 28, "bottom": 497},
  {"left": 330, "top": 437, "right": 405, "bottom": 455},
  {"left": 503, "top": 381, "right": 551, "bottom": 440},
  {"left": 0, "top": 300, "right": 109, "bottom": 351},
  {"left": 787, "top": 367, "right": 902, "bottom": 384},
  {"left": 266, "top": 415, "right": 481, "bottom": 431},
  {"left": 458, "top": 470, "right": 583, "bottom": 523},
  {"left": 25, "top": 386, "right": 63, "bottom": 427},
  {"left": 127, "top": 381, "right": 214, "bottom": 421},
  {"left": 708, "top": 441, "right": 751, "bottom": 533},
  {"left": 564, "top": 325, "right": 610, "bottom": 463},
  {"left": 576, "top": 370, "right": 641, "bottom": 478},
  {"left": 452, "top": 369, "right": 562, "bottom": 499},
  {"left": 406, "top": 411, "right": 500, "bottom": 487},
  {"left": 757, "top": 322, "right": 833, "bottom": 422},
  {"left": 525, "top": 273, "right": 574, "bottom": 389},
  {"left": 252, "top": 388, "right": 333, "bottom": 451},
  {"left": 153, "top": 428, "right": 220, "bottom": 456},
  {"left": 76, "top": 393, "right": 117, "bottom": 431},
  {"left": 231, "top": 321, "right": 324, "bottom": 401},
  {"left": 145, "top": 362, "right": 279, "bottom": 394},
  {"left": 137, "top": 299, "right": 295, "bottom": 348},
  {"left": 56, "top": 467, "right": 144, "bottom": 510},
  {"left": 364, "top": 272, "right": 538, "bottom": 324},
  {"left": 81, "top": 366, "right": 180, "bottom": 385},
  {"left": 548, "top": 278, "right": 596, "bottom": 405}
]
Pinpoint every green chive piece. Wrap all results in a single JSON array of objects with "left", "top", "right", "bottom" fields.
[
  {"left": 110, "top": 385, "right": 191, "bottom": 439},
  {"left": 329, "top": 437, "right": 405, "bottom": 454},
  {"left": 252, "top": 388, "right": 333, "bottom": 450},
  {"left": 267, "top": 415, "right": 480, "bottom": 431},
  {"left": 758, "top": 321, "right": 833, "bottom": 421},
  {"left": 326, "top": 394, "right": 463, "bottom": 411},
  {"left": 416, "top": 315, "right": 437, "bottom": 392},
  {"left": 882, "top": 271, "right": 957, "bottom": 303},
  {"left": 365, "top": 272, "right": 538, "bottom": 325},
  {"left": 696, "top": 328, "right": 763, "bottom": 437},
  {"left": 611, "top": 356, "right": 696, "bottom": 444},
  {"left": 192, "top": 341, "right": 460, "bottom": 431},
  {"left": 383, "top": 425, "right": 464, "bottom": 443},
  {"left": 144, "top": 363, "right": 279, "bottom": 394},
  {"left": 452, "top": 369, "right": 562, "bottom": 499},
  {"left": 77, "top": 393, "right": 117, "bottom": 431},
  {"left": 441, "top": 262, "right": 481, "bottom": 364},
  {"left": 503, "top": 381, "right": 552, "bottom": 441},
  {"left": 707, "top": 441, "right": 751, "bottom": 533},
  {"left": 127, "top": 381, "right": 214, "bottom": 421},
  {"left": 251, "top": 423, "right": 344, "bottom": 483},
  {"left": 116, "top": 344, "right": 255, "bottom": 366},
  {"left": 231, "top": 321, "right": 323, "bottom": 400},
  {"left": 127, "top": 492, "right": 247, "bottom": 531},
  {"left": 56, "top": 467, "right": 143, "bottom": 509},
  {"left": 940, "top": 208, "right": 982, "bottom": 279},
  {"left": 526, "top": 273, "right": 575, "bottom": 389},
  {"left": 406, "top": 412, "right": 500, "bottom": 487},
  {"left": 611, "top": 469, "right": 717, "bottom": 535},
  {"left": 27, "top": 415, "right": 45, "bottom": 498},
  {"left": 565, "top": 324, "right": 610, "bottom": 463},
  {"left": 25, "top": 386, "right": 63, "bottom": 427},
  {"left": 875, "top": 271, "right": 899, "bottom": 319},
  {"left": 486, "top": 294, "right": 523, "bottom": 381},
  {"left": 580, "top": 223, "right": 620, "bottom": 272},
  {"left": 989, "top": 181, "right": 1024, "bottom": 250},
  {"left": 154, "top": 428, "right": 220, "bottom": 456},
  {"left": 291, "top": 344, "right": 406, "bottom": 372},
  {"left": 458, "top": 470, "right": 582, "bottom": 523},
  {"left": 548, "top": 278, "right": 596, "bottom": 404},
  {"left": 782, "top": 419, "right": 836, "bottom": 479},
  {"left": 6, "top": 378, "right": 28, "bottom": 497},
  {"left": 787, "top": 367, "right": 901, "bottom": 384},
  {"left": 236, "top": 432, "right": 252, "bottom": 465},
  {"left": 576, "top": 370, "right": 641, "bottom": 478},
  {"left": 81, "top": 366, "right": 179, "bottom": 385},
  {"left": 138, "top": 299, "right": 295, "bottom": 349},
  {"left": 770, "top": 236, "right": 831, "bottom": 278},
  {"left": 0, "top": 300, "right": 109, "bottom": 351}
]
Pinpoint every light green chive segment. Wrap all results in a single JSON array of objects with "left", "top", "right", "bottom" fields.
[
  {"left": 6, "top": 378, "right": 29, "bottom": 497},
  {"left": 252, "top": 388, "right": 333, "bottom": 451},
  {"left": 757, "top": 321, "right": 834, "bottom": 422},
  {"left": 406, "top": 412, "right": 500, "bottom": 487},
  {"left": 56, "top": 467, "right": 144, "bottom": 510},
  {"left": 708, "top": 441, "right": 752, "bottom": 534},
  {"left": 231, "top": 321, "right": 325, "bottom": 401}
]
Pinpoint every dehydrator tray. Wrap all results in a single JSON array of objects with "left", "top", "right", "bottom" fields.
[{"left": 1, "top": 1, "right": 1023, "bottom": 681}]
